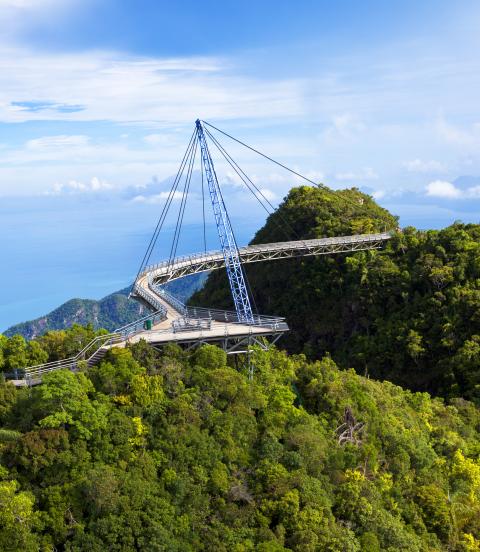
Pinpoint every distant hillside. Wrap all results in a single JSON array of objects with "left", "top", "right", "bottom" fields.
[{"left": 4, "top": 273, "right": 207, "bottom": 339}]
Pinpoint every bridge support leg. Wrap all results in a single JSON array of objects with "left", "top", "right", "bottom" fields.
[{"left": 247, "top": 344, "right": 254, "bottom": 381}]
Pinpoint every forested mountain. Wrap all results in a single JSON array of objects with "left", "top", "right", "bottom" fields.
[
  {"left": 191, "top": 185, "right": 480, "bottom": 404},
  {"left": 0, "top": 329, "right": 480, "bottom": 551},
  {"left": 5, "top": 273, "right": 207, "bottom": 339},
  {"left": 1, "top": 184, "right": 480, "bottom": 550}
]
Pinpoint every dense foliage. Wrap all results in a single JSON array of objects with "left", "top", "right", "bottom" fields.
[
  {"left": 5, "top": 273, "right": 207, "bottom": 340},
  {"left": 192, "top": 185, "right": 480, "bottom": 403},
  {"left": 1, "top": 336, "right": 480, "bottom": 551},
  {"left": 2, "top": 184, "right": 480, "bottom": 550}
]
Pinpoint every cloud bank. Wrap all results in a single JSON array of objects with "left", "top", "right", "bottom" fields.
[
  {"left": 0, "top": 47, "right": 305, "bottom": 126},
  {"left": 426, "top": 179, "right": 480, "bottom": 199}
]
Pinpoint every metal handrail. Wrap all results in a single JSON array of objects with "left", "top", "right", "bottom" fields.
[
  {"left": 22, "top": 333, "right": 124, "bottom": 379},
  {"left": 18, "top": 333, "right": 115, "bottom": 372},
  {"left": 19, "top": 314, "right": 288, "bottom": 378},
  {"left": 115, "top": 309, "right": 167, "bottom": 335},
  {"left": 14, "top": 306, "right": 168, "bottom": 381},
  {"left": 183, "top": 306, "right": 284, "bottom": 325},
  {"left": 137, "top": 232, "right": 393, "bottom": 278},
  {"left": 7, "top": 308, "right": 289, "bottom": 383},
  {"left": 151, "top": 285, "right": 187, "bottom": 314},
  {"left": 133, "top": 283, "right": 166, "bottom": 312},
  {"left": 172, "top": 317, "right": 212, "bottom": 333}
]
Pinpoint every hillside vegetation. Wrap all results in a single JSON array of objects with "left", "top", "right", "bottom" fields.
[
  {"left": 192, "top": 186, "right": 480, "bottom": 403},
  {"left": 4, "top": 291, "right": 145, "bottom": 341},
  {"left": 1, "top": 333, "right": 480, "bottom": 551},
  {"left": 2, "top": 184, "right": 480, "bottom": 550}
]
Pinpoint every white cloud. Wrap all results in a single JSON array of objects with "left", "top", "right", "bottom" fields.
[
  {"left": 436, "top": 117, "right": 480, "bottom": 148},
  {"left": 322, "top": 113, "right": 367, "bottom": 144},
  {"left": 332, "top": 114, "right": 366, "bottom": 135},
  {"left": 47, "top": 176, "right": 112, "bottom": 195},
  {"left": 0, "top": 0, "right": 77, "bottom": 32},
  {"left": 131, "top": 191, "right": 183, "bottom": 203},
  {"left": 0, "top": 130, "right": 192, "bottom": 177},
  {"left": 143, "top": 134, "right": 171, "bottom": 146},
  {"left": 258, "top": 188, "right": 277, "bottom": 202},
  {"left": 425, "top": 180, "right": 480, "bottom": 199},
  {"left": 221, "top": 172, "right": 244, "bottom": 188},
  {"left": 372, "top": 190, "right": 386, "bottom": 200},
  {"left": 300, "top": 170, "right": 325, "bottom": 184},
  {"left": 426, "top": 180, "right": 461, "bottom": 198},
  {"left": 1, "top": 39, "right": 480, "bottom": 200},
  {"left": 0, "top": 46, "right": 304, "bottom": 126},
  {"left": 403, "top": 159, "right": 445, "bottom": 173},
  {"left": 466, "top": 186, "right": 480, "bottom": 198},
  {"left": 26, "top": 134, "right": 90, "bottom": 150},
  {"left": 219, "top": 173, "right": 283, "bottom": 201}
]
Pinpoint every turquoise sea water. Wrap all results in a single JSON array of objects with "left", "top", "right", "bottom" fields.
[{"left": 0, "top": 195, "right": 262, "bottom": 331}]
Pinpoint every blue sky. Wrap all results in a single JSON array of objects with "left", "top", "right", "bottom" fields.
[{"left": 1, "top": 0, "right": 480, "bottom": 329}]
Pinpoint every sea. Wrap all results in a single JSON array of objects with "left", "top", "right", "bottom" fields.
[{"left": 0, "top": 194, "right": 264, "bottom": 332}]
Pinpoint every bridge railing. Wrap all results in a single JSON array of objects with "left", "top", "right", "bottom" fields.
[
  {"left": 136, "top": 232, "right": 394, "bottom": 284},
  {"left": 170, "top": 315, "right": 289, "bottom": 335},
  {"left": 132, "top": 283, "right": 169, "bottom": 314},
  {"left": 150, "top": 284, "right": 187, "bottom": 315},
  {"left": 246, "top": 232, "right": 391, "bottom": 250},
  {"left": 138, "top": 248, "right": 221, "bottom": 279},
  {"left": 172, "top": 317, "right": 212, "bottom": 333},
  {"left": 16, "top": 332, "right": 124, "bottom": 381},
  {"left": 7, "top": 311, "right": 289, "bottom": 384},
  {"left": 143, "top": 275, "right": 285, "bottom": 328},
  {"left": 182, "top": 305, "right": 284, "bottom": 326},
  {"left": 9, "top": 309, "right": 168, "bottom": 383},
  {"left": 115, "top": 309, "right": 167, "bottom": 337}
]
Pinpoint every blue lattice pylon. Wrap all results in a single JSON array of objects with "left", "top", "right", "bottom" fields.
[{"left": 196, "top": 120, "right": 254, "bottom": 324}]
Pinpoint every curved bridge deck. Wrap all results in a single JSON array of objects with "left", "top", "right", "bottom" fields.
[
  {"left": 9, "top": 232, "right": 392, "bottom": 387},
  {"left": 132, "top": 232, "right": 392, "bottom": 310}
]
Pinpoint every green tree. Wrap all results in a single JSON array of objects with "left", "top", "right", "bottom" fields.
[
  {"left": 26, "top": 340, "right": 48, "bottom": 366},
  {"left": 0, "top": 334, "right": 7, "bottom": 370},
  {"left": 4, "top": 335, "right": 28, "bottom": 371},
  {"left": 34, "top": 370, "right": 108, "bottom": 440},
  {"left": 0, "top": 480, "right": 39, "bottom": 551}
]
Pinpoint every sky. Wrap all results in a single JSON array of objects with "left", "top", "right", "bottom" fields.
[{"left": 1, "top": 0, "right": 480, "bottom": 330}]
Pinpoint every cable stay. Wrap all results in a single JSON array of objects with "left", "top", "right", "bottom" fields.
[
  {"left": 202, "top": 125, "right": 303, "bottom": 242},
  {"left": 132, "top": 128, "right": 197, "bottom": 288},
  {"left": 202, "top": 119, "right": 393, "bottom": 227},
  {"left": 133, "top": 119, "right": 393, "bottom": 324},
  {"left": 168, "top": 135, "right": 198, "bottom": 268}
]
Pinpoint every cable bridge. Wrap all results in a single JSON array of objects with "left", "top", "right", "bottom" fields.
[
  {"left": 10, "top": 232, "right": 391, "bottom": 387},
  {"left": 129, "top": 232, "right": 391, "bottom": 357},
  {"left": 133, "top": 233, "right": 391, "bottom": 305},
  {"left": 9, "top": 120, "right": 395, "bottom": 386}
]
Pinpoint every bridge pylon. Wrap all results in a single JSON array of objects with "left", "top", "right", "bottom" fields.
[{"left": 195, "top": 120, "right": 254, "bottom": 324}]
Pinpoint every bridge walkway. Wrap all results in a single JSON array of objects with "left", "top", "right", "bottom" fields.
[
  {"left": 132, "top": 232, "right": 393, "bottom": 311},
  {"left": 8, "top": 232, "right": 392, "bottom": 387}
]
